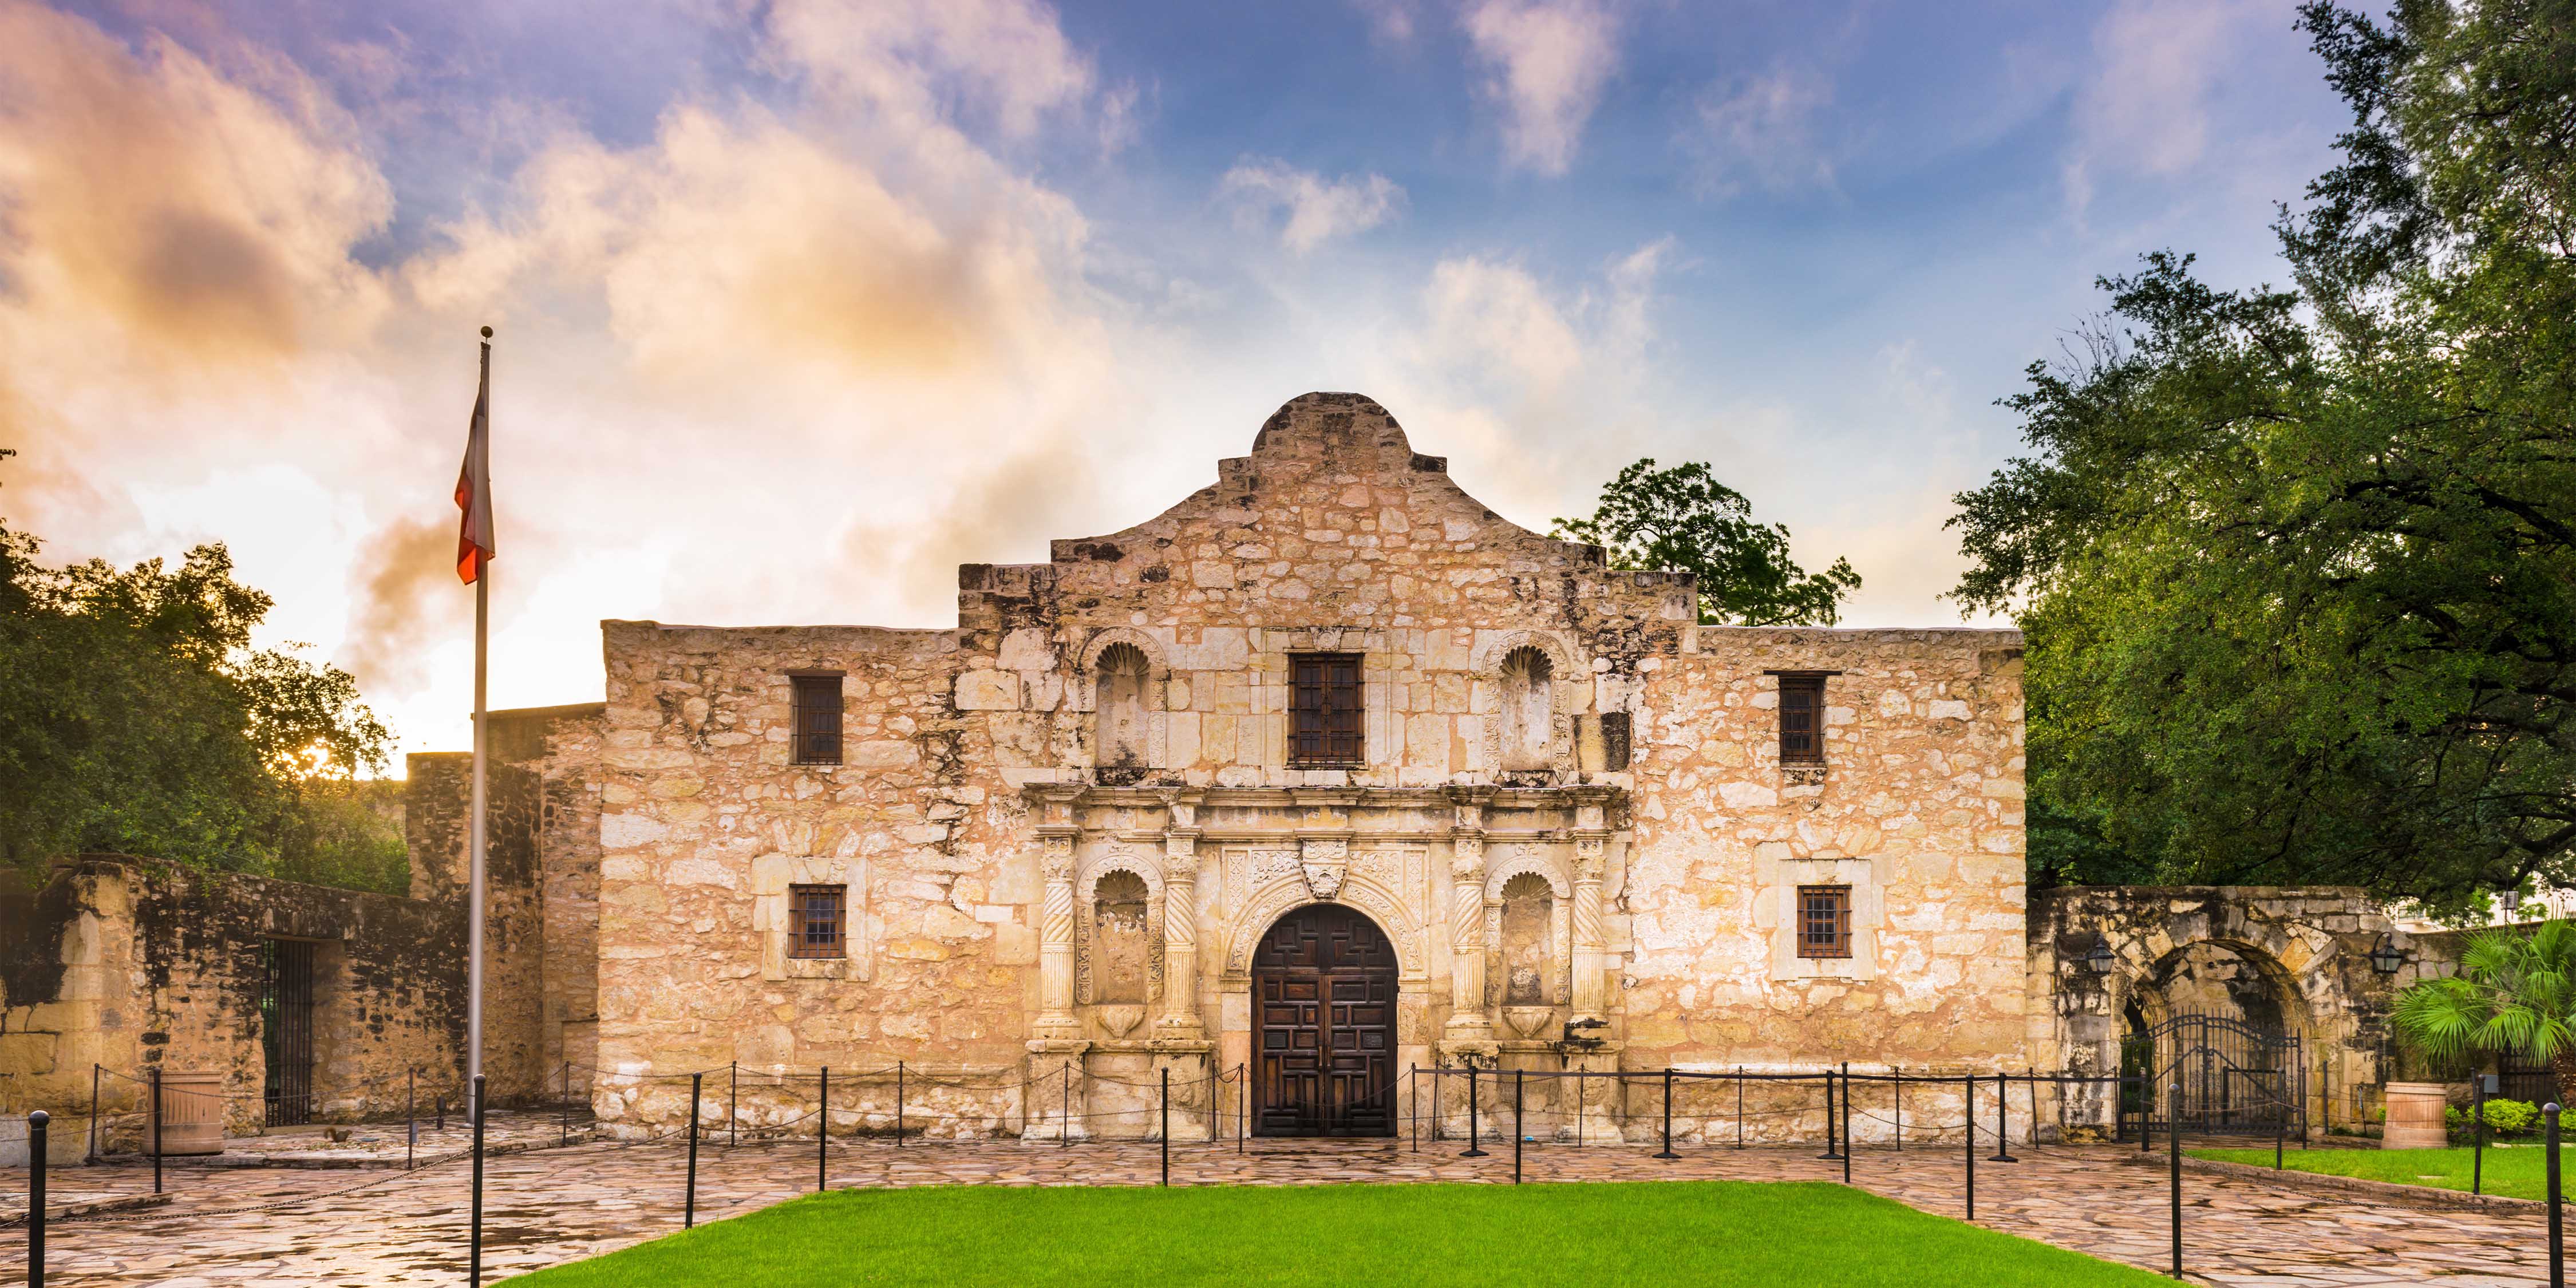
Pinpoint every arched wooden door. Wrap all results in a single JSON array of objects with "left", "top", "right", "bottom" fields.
[{"left": 1253, "top": 904, "right": 1398, "bottom": 1137}]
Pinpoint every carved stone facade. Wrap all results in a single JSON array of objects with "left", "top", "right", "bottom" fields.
[{"left": 582, "top": 393, "right": 2030, "bottom": 1141}]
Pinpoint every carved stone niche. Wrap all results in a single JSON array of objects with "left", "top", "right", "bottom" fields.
[{"left": 1076, "top": 846, "right": 1163, "bottom": 1007}]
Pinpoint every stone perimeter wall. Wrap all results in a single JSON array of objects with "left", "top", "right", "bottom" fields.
[
  {"left": 0, "top": 856, "right": 464, "bottom": 1151},
  {"left": 591, "top": 393, "right": 2029, "bottom": 1140}
]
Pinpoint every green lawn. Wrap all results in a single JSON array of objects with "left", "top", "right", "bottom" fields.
[
  {"left": 2192, "top": 1143, "right": 2553, "bottom": 1200},
  {"left": 504, "top": 1181, "right": 2171, "bottom": 1287}
]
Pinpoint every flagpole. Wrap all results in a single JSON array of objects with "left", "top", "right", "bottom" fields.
[{"left": 467, "top": 327, "right": 491, "bottom": 1109}]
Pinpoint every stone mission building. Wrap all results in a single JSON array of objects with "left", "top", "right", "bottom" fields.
[{"left": 588, "top": 393, "right": 2028, "bottom": 1141}]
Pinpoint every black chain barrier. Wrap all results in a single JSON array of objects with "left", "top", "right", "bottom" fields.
[{"left": 11, "top": 1064, "right": 2571, "bottom": 1288}]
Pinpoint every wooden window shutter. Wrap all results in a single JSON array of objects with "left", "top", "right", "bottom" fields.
[
  {"left": 791, "top": 674, "right": 844, "bottom": 765},
  {"left": 1779, "top": 674, "right": 1826, "bottom": 765},
  {"left": 1290, "top": 653, "right": 1364, "bottom": 767}
]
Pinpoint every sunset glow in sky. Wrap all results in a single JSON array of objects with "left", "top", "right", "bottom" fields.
[{"left": 0, "top": 0, "right": 2348, "bottom": 765}]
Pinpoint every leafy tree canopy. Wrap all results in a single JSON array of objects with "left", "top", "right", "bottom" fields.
[
  {"left": 0, "top": 450, "right": 403, "bottom": 891},
  {"left": 1552, "top": 459, "right": 1862, "bottom": 626},
  {"left": 1951, "top": 2, "right": 2576, "bottom": 910}
]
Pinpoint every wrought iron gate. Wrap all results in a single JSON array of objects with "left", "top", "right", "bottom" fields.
[
  {"left": 263, "top": 939, "right": 316, "bottom": 1127},
  {"left": 2120, "top": 1012, "right": 2302, "bottom": 1138}
]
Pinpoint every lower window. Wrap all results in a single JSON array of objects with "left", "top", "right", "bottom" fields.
[
  {"left": 1796, "top": 884, "right": 1852, "bottom": 959},
  {"left": 788, "top": 884, "right": 846, "bottom": 959}
]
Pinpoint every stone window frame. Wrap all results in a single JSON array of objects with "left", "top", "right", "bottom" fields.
[
  {"left": 1469, "top": 631, "right": 1583, "bottom": 781},
  {"left": 1074, "top": 845, "right": 1164, "bottom": 1005},
  {"left": 1483, "top": 848, "right": 1573, "bottom": 1006},
  {"left": 1076, "top": 629, "right": 1170, "bottom": 772},
  {"left": 755, "top": 852, "right": 871, "bottom": 982},
  {"left": 1764, "top": 852, "right": 1880, "bottom": 982},
  {"left": 1253, "top": 628, "right": 1388, "bottom": 773}
]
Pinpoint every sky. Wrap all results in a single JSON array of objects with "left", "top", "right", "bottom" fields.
[{"left": 0, "top": 0, "right": 2354, "bottom": 767}]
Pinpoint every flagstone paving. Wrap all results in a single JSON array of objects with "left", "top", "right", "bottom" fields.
[{"left": 0, "top": 1133, "right": 2548, "bottom": 1285}]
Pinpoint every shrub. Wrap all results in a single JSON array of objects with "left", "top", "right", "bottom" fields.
[{"left": 2448, "top": 1098, "right": 2539, "bottom": 1139}]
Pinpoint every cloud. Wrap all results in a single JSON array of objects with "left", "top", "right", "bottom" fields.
[
  {"left": 0, "top": 2, "right": 391, "bottom": 377},
  {"left": 1350, "top": 0, "right": 1420, "bottom": 45},
  {"left": 339, "top": 512, "right": 456, "bottom": 697},
  {"left": 1460, "top": 0, "right": 1618, "bottom": 176},
  {"left": 1218, "top": 159, "right": 1405, "bottom": 253},
  {"left": 1685, "top": 65, "right": 1837, "bottom": 199},
  {"left": 1365, "top": 240, "right": 1672, "bottom": 524},
  {"left": 758, "top": 0, "right": 1097, "bottom": 139},
  {"left": 2067, "top": 0, "right": 2272, "bottom": 212}
]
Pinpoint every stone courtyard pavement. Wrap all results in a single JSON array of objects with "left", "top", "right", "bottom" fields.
[{"left": 0, "top": 1133, "right": 2546, "bottom": 1285}]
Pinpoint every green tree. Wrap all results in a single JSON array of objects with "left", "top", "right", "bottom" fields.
[
  {"left": 1950, "top": 2, "right": 2576, "bottom": 907},
  {"left": 2393, "top": 922, "right": 2576, "bottom": 1105},
  {"left": 0, "top": 451, "right": 402, "bottom": 890},
  {"left": 1552, "top": 459, "right": 1862, "bottom": 626}
]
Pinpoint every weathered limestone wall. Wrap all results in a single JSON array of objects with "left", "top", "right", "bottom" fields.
[
  {"left": 1618, "top": 631, "right": 2028, "bottom": 1093},
  {"left": 0, "top": 856, "right": 464, "bottom": 1147},
  {"left": 2028, "top": 886, "right": 2432, "bottom": 1138},
  {"left": 405, "top": 701, "right": 605, "bottom": 1104},
  {"left": 589, "top": 393, "right": 2030, "bottom": 1141}
]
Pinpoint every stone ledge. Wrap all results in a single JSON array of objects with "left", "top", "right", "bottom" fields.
[{"left": 2124, "top": 1150, "right": 2549, "bottom": 1214}]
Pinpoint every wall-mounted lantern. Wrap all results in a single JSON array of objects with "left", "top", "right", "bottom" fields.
[
  {"left": 2367, "top": 935, "right": 2408, "bottom": 975},
  {"left": 2077, "top": 937, "right": 2116, "bottom": 975}
]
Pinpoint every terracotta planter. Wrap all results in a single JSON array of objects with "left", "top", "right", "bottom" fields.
[
  {"left": 2381, "top": 1081, "right": 2449, "bottom": 1150},
  {"left": 149, "top": 1072, "right": 227, "bottom": 1156}
]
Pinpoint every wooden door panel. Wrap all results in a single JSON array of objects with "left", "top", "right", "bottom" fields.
[{"left": 1253, "top": 904, "right": 1397, "bottom": 1137}]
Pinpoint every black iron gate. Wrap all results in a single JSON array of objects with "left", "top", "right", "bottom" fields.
[
  {"left": 2120, "top": 1012, "right": 2302, "bottom": 1138},
  {"left": 262, "top": 939, "right": 316, "bottom": 1127}
]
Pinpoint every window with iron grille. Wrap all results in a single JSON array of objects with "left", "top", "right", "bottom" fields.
[
  {"left": 1289, "top": 653, "right": 1365, "bottom": 767},
  {"left": 1796, "top": 885, "right": 1852, "bottom": 958},
  {"left": 788, "top": 884, "right": 846, "bottom": 958},
  {"left": 791, "top": 674, "right": 843, "bottom": 765},
  {"left": 1778, "top": 674, "right": 1826, "bottom": 765}
]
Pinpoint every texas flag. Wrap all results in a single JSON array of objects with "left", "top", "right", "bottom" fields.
[{"left": 455, "top": 334, "right": 495, "bottom": 584}]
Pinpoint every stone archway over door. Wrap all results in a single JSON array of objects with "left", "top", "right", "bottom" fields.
[{"left": 1253, "top": 904, "right": 1397, "bottom": 1137}]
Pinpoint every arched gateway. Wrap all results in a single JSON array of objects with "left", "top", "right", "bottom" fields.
[{"left": 1251, "top": 904, "right": 1398, "bottom": 1137}]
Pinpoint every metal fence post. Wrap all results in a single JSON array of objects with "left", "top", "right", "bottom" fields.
[
  {"left": 1963, "top": 1073, "right": 1975, "bottom": 1221},
  {"left": 86, "top": 1064, "right": 99, "bottom": 1164},
  {"left": 1512, "top": 1069, "right": 1524, "bottom": 1186},
  {"left": 560, "top": 1062, "right": 570, "bottom": 1148},
  {"left": 817, "top": 1065, "right": 829, "bottom": 1193},
  {"left": 406, "top": 1069, "right": 416, "bottom": 1172},
  {"left": 1410, "top": 1064, "right": 1419, "bottom": 1153},
  {"left": 469, "top": 1073, "right": 487, "bottom": 1288},
  {"left": 1159, "top": 1066, "right": 1170, "bottom": 1188},
  {"left": 149, "top": 1066, "right": 162, "bottom": 1196},
  {"left": 1653, "top": 1069, "right": 1676, "bottom": 1160},
  {"left": 1991, "top": 1072, "right": 2017, "bottom": 1163},
  {"left": 2168, "top": 1080, "right": 2183, "bottom": 1279},
  {"left": 1063, "top": 1061, "right": 1073, "bottom": 1148},
  {"left": 897, "top": 1060, "right": 906, "bottom": 1148},
  {"left": 1820, "top": 1068, "right": 1842, "bottom": 1161},
  {"left": 1463, "top": 1066, "right": 1488, "bottom": 1158},
  {"left": 1238, "top": 1064, "right": 1246, "bottom": 1154},
  {"left": 730, "top": 1061, "right": 738, "bottom": 1149},
  {"left": 1841, "top": 1065, "right": 1852, "bottom": 1184},
  {"left": 2474, "top": 1073, "right": 2490, "bottom": 1195},
  {"left": 685, "top": 1072, "right": 702, "bottom": 1229},
  {"left": 2549, "top": 1102, "right": 2563, "bottom": 1288},
  {"left": 26, "top": 1109, "right": 46, "bottom": 1288},
  {"left": 1893, "top": 1065, "right": 1902, "bottom": 1152},
  {"left": 1736, "top": 1068, "right": 1744, "bottom": 1149}
]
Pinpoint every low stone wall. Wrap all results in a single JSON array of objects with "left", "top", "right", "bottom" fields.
[{"left": 1, "top": 855, "right": 466, "bottom": 1140}]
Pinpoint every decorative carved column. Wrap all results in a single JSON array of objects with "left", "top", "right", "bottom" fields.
[
  {"left": 1570, "top": 836, "right": 1608, "bottom": 1021},
  {"left": 1155, "top": 829, "right": 1204, "bottom": 1037},
  {"left": 1444, "top": 792, "right": 1496, "bottom": 1048},
  {"left": 1032, "top": 831, "right": 1082, "bottom": 1042}
]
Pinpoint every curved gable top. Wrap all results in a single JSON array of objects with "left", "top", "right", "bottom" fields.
[{"left": 954, "top": 393, "right": 1697, "bottom": 637}]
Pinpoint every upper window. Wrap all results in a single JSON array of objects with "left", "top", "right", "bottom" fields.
[
  {"left": 791, "top": 674, "right": 844, "bottom": 765},
  {"left": 788, "top": 884, "right": 846, "bottom": 958},
  {"left": 1796, "top": 884, "right": 1852, "bottom": 959},
  {"left": 1777, "top": 674, "right": 1826, "bottom": 766},
  {"left": 1289, "top": 653, "right": 1364, "bottom": 767}
]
